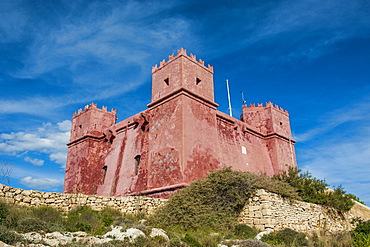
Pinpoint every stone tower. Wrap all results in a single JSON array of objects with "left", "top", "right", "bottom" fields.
[
  {"left": 145, "top": 48, "right": 224, "bottom": 194},
  {"left": 63, "top": 48, "right": 297, "bottom": 198},
  {"left": 64, "top": 103, "right": 116, "bottom": 195}
]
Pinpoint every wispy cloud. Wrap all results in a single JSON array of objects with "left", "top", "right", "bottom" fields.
[
  {"left": 0, "top": 120, "right": 71, "bottom": 167},
  {"left": 294, "top": 100, "right": 370, "bottom": 142},
  {"left": 20, "top": 176, "right": 63, "bottom": 190},
  {"left": 24, "top": 157, "right": 44, "bottom": 166},
  {"left": 296, "top": 99, "right": 370, "bottom": 204}
]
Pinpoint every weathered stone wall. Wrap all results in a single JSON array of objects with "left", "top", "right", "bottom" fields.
[
  {"left": 238, "top": 189, "right": 369, "bottom": 233},
  {"left": 2, "top": 184, "right": 369, "bottom": 234},
  {"left": 0, "top": 184, "right": 165, "bottom": 214}
]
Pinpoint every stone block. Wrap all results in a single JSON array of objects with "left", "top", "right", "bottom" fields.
[
  {"left": 260, "top": 195, "right": 270, "bottom": 201},
  {"left": 21, "top": 190, "right": 32, "bottom": 196},
  {"left": 260, "top": 218, "right": 272, "bottom": 225},
  {"left": 254, "top": 211, "right": 262, "bottom": 217},
  {"left": 262, "top": 208, "right": 272, "bottom": 216}
]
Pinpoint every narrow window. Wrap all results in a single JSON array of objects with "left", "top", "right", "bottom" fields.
[
  {"left": 196, "top": 78, "right": 201, "bottom": 85},
  {"left": 102, "top": 166, "right": 107, "bottom": 183},
  {"left": 134, "top": 155, "right": 141, "bottom": 175},
  {"left": 164, "top": 78, "right": 169, "bottom": 86}
]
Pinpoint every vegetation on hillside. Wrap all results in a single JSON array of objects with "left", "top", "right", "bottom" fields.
[
  {"left": 273, "top": 166, "right": 355, "bottom": 212},
  {"left": 152, "top": 168, "right": 298, "bottom": 231},
  {"left": 0, "top": 167, "right": 366, "bottom": 246}
]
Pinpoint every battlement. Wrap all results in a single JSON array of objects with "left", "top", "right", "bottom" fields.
[
  {"left": 243, "top": 102, "right": 289, "bottom": 115},
  {"left": 152, "top": 48, "right": 214, "bottom": 73},
  {"left": 73, "top": 103, "right": 116, "bottom": 118}
]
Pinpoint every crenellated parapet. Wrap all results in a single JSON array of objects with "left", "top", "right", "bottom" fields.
[
  {"left": 243, "top": 102, "right": 289, "bottom": 115},
  {"left": 152, "top": 48, "right": 214, "bottom": 73},
  {"left": 73, "top": 103, "right": 116, "bottom": 118}
]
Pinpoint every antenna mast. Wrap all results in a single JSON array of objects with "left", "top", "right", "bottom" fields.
[
  {"left": 240, "top": 91, "right": 246, "bottom": 105},
  {"left": 226, "top": 79, "right": 233, "bottom": 117}
]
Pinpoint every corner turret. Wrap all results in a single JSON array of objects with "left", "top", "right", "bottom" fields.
[
  {"left": 241, "top": 102, "right": 292, "bottom": 138},
  {"left": 69, "top": 103, "right": 117, "bottom": 143}
]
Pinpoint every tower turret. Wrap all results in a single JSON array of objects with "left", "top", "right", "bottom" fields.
[
  {"left": 241, "top": 102, "right": 291, "bottom": 138},
  {"left": 149, "top": 48, "right": 215, "bottom": 107},
  {"left": 69, "top": 103, "right": 116, "bottom": 142}
]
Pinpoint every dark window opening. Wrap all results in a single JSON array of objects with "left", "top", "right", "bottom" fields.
[
  {"left": 134, "top": 155, "right": 141, "bottom": 175},
  {"left": 79, "top": 125, "right": 82, "bottom": 128},
  {"left": 280, "top": 122, "right": 283, "bottom": 125},
  {"left": 164, "top": 78, "right": 169, "bottom": 86},
  {"left": 102, "top": 166, "right": 108, "bottom": 183},
  {"left": 196, "top": 78, "right": 201, "bottom": 85}
]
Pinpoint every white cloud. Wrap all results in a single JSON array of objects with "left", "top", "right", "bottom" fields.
[
  {"left": 20, "top": 176, "right": 62, "bottom": 190},
  {"left": 24, "top": 157, "right": 44, "bottom": 166},
  {"left": 0, "top": 120, "right": 71, "bottom": 168},
  {"left": 295, "top": 100, "right": 370, "bottom": 205},
  {"left": 294, "top": 101, "right": 370, "bottom": 142}
]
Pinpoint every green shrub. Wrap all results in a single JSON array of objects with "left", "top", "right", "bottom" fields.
[
  {"left": 0, "top": 225, "right": 24, "bottom": 245},
  {"left": 153, "top": 168, "right": 298, "bottom": 231},
  {"left": 102, "top": 217, "right": 114, "bottom": 227},
  {"left": 100, "top": 207, "right": 122, "bottom": 219},
  {"left": 16, "top": 218, "right": 47, "bottom": 233},
  {"left": 261, "top": 228, "right": 308, "bottom": 246},
  {"left": 274, "top": 167, "right": 354, "bottom": 212},
  {"left": 352, "top": 232, "right": 370, "bottom": 247},
  {"left": 15, "top": 217, "right": 62, "bottom": 233},
  {"left": 65, "top": 206, "right": 102, "bottom": 233},
  {"left": 233, "top": 224, "right": 258, "bottom": 239},
  {"left": 0, "top": 200, "right": 9, "bottom": 224},
  {"left": 31, "top": 205, "right": 64, "bottom": 224},
  {"left": 353, "top": 220, "right": 370, "bottom": 235},
  {"left": 347, "top": 194, "right": 366, "bottom": 205},
  {"left": 181, "top": 233, "right": 204, "bottom": 247}
]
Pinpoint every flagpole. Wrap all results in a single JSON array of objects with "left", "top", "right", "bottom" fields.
[{"left": 226, "top": 79, "right": 233, "bottom": 117}]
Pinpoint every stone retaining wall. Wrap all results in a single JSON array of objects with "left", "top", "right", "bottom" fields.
[
  {"left": 0, "top": 184, "right": 166, "bottom": 215},
  {"left": 238, "top": 189, "right": 368, "bottom": 233},
  {"left": 1, "top": 184, "right": 369, "bottom": 233}
]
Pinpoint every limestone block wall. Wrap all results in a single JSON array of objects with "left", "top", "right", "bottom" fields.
[
  {"left": 238, "top": 189, "right": 367, "bottom": 233},
  {"left": 1, "top": 184, "right": 369, "bottom": 234},
  {"left": 0, "top": 184, "right": 165, "bottom": 215}
]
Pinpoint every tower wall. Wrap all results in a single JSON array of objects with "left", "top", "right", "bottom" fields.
[
  {"left": 241, "top": 103, "right": 296, "bottom": 173},
  {"left": 63, "top": 104, "right": 116, "bottom": 194},
  {"left": 151, "top": 48, "right": 214, "bottom": 104}
]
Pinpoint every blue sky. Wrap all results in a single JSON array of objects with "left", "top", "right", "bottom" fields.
[{"left": 1, "top": 0, "right": 370, "bottom": 205}]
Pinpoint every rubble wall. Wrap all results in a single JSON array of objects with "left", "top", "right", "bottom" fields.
[
  {"left": 238, "top": 189, "right": 369, "bottom": 233},
  {"left": 0, "top": 184, "right": 165, "bottom": 214},
  {"left": 1, "top": 184, "right": 369, "bottom": 233}
]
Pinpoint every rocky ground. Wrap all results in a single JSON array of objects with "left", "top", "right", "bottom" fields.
[{"left": 0, "top": 225, "right": 272, "bottom": 247}]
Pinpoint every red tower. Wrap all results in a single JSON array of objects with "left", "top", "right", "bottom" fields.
[{"left": 63, "top": 49, "right": 297, "bottom": 197}]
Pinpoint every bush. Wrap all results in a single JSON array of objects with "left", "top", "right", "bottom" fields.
[
  {"left": 15, "top": 217, "right": 62, "bottom": 233},
  {"left": 233, "top": 224, "right": 258, "bottom": 239},
  {"left": 65, "top": 206, "right": 102, "bottom": 233},
  {"left": 261, "top": 228, "right": 308, "bottom": 246},
  {"left": 0, "top": 225, "right": 24, "bottom": 245},
  {"left": 31, "top": 205, "right": 64, "bottom": 225},
  {"left": 153, "top": 168, "right": 298, "bottom": 231},
  {"left": 353, "top": 220, "right": 370, "bottom": 235},
  {"left": 181, "top": 233, "right": 204, "bottom": 247},
  {"left": 274, "top": 167, "right": 354, "bottom": 212},
  {"left": 352, "top": 232, "right": 370, "bottom": 247},
  {"left": 0, "top": 200, "right": 9, "bottom": 224}
]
